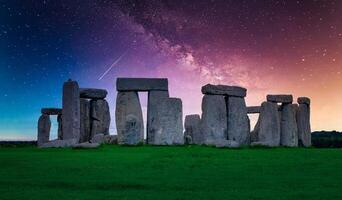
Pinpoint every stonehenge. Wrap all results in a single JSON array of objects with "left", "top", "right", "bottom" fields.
[{"left": 38, "top": 77, "right": 312, "bottom": 148}]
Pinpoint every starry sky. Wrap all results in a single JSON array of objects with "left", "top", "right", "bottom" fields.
[{"left": 0, "top": 0, "right": 341, "bottom": 140}]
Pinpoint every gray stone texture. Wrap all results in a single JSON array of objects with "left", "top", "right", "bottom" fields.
[
  {"left": 201, "top": 84, "right": 247, "bottom": 97},
  {"left": 62, "top": 79, "right": 80, "bottom": 140},
  {"left": 215, "top": 140, "right": 240, "bottom": 148},
  {"left": 57, "top": 114, "right": 63, "bottom": 140},
  {"left": 80, "top": 98, "right": 91, "bottom": 143},
  {"left": 227, "top": 97, "right": 250, "bottom": 145},
  {"left": 40, "top": 138, "right": 78, "bottom": 148},
  {"left": 116, "top": 91, "right": 144, "bottom": 145},
  {"left": 247, "top": 106, "right": 260, "bottom": 114},
  {"left": 116, "top": 78, "right": 168, "bottom": 91},
  {"left": 72, "top": 142, "right": 100, "bottom": 149},
  {"left": 280, "top": 104, "right": 298, "bottom": 147},
  {"left": 297, "top": 97, "right": 311, "bottom": 105},
  {"left": 90, "top": 99, "right": 111, "bottom": 138},
  {"left": 267, "top": 94, "right": 293, "bottom": 103},
  {"left": 200, "top": 95, "right": 227, "bottom": 145},
  {"left": 79, "top": 88, "right": 107, "bottom": 99},
  {"left": 147, "top": 90, "right": 169, "bottom": 144},
  {"left": 149, "top": 98, "right": 183, "bottom": 145},
  {"left": 250, "top": 119, "right": 260, "bottom": 143},
  {"left": 184, "top": 114, "right": 202, "bottom": 144},
  {"left": 254, "top": 101, "right": 281, "bottom": 146},
  {"left": 91, "top": 133, "right": 106, "bottom": 144},
  {"left": 37, "top": 114, "right": 51, "bottom": 147},
  {"left": 41, "top": 108, "right": 62, "bottom": 115},
  {"left": 297, "top": 103, "right": 311, "bottom": 147}
]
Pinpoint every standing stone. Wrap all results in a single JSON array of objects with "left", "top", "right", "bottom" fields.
[
  {"left": 37, "top": 114, "right": 51, "bottom": 146},
  {"left": 90, "top": 99, "right": 111, "bottom": 138},
  {"left": 200, "top": 95, "right": 227, "bottom": 145},
  {"left": 116, "top": 91, "right": 144, "bottom": 145},
  {"left": 252, "top": 102, "right": 280, "bottom": 146},
  {"left": 297, "top": 97, "right": 311, "bottom": 147},
  {"left": 62, "top": 79, "right": 80, "bottom": 141},
  {"left": 250, "top": 118, "right": 260, "bottom": 143},
  {"left": 147, "top": 90, "right": 169, "bottom": 144},
  {"left": 80, "top": 98, "right": 91, "bottom": 143},
  {"left": 227, "top": 97, "right": 250, "bottom": 145},
  {"left": 57, "top": 114, "right": 63, "bottom": 140},
  {"left": 280, "top": 104, "right": 298, "bottom": 147},
  {"left": 184, "top": 114, "right": 202, "bottom": 144},
  {"left": 150, "top": 98, "right": 183, "bottom": 145}
]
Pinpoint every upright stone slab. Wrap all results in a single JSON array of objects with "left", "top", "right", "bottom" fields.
[
  {"left": 297, "top": 97, "right": 311, "bottom": 147},
  {"left": 147, "top": 90, "right": 169, "bottom": 144},
  {"left": 90, "top": 99, "right": 111, "bottom": 137},
  {"left": 200, "top": 95, "right": 227, "bottom": 145},
  {"left": 150, "top": 98, "right": 183, "bottom": 145},
  {"left": 37, "top": 114, "right": 51, "bottom": 147},
  {"left": 62, "top": 79, "right": 80, "bottom": 140},
  {"left": 80, "top": 98, "right": 91, "bottom": 143},
  {"left": 57, "top": 114, "right": 63, "bottom": 140},
  {"left": 227, "top": 96, "right": 250, "bottom": 145},
  {"left": 116, "top": 91, "right": 144, "bottom": 145},
  {"left": 253, "top": 101, "right": 280, "bottom": 146},
  {"left": 280, "top": 104, "right": 298, "bottom": 147},
  {"left": 184, "top": 114, "right": 202, "bottom": 144}
]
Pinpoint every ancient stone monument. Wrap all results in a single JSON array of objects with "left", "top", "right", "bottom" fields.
[
  {"left": 297, "top": 97, "right": 311, "bottom": 147},
  {"left": 184, "top": 114, "right": 202, "bottom": 144}
]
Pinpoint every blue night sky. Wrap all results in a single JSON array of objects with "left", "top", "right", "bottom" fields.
[{"left": 1, "top": 0, "right": 341, "bottom": 140}]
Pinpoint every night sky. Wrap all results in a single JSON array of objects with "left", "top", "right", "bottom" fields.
[{"left": 0, "top": 0, "right": 341, "bottom": 140}]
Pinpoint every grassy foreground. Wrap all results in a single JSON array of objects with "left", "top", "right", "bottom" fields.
[{"left": 0, "top": 145, "right": 342, "bottom": 200}]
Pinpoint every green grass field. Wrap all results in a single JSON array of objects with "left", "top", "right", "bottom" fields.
[{"left": 1, "top": 145, "right": 342, "bottom": 200}]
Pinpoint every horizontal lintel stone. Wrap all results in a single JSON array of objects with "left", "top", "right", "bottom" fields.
[
  {"left": 267, "top": 94, "right": 293, "bottom": 103},
  {"left": 116, "top": 78, "right": 168, "bottom": 91},
  {"left": 297, "top": 97, "right": 310, "bottom": 105},
  {"left": 41, "top": 108, "right": 62, "bottom": 115},
  {"left": 247, "top": 106, "right": 260, "bottom": 114},
  {"left": 201, "top": 84, "right": 247, "bottom": 97},
  {"left": 80, "top": 88, "right": 108, "bottom": 99}
]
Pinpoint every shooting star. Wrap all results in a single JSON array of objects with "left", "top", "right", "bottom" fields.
[{"left": 98, "top": 50, "right": 128, "bottom": 80}]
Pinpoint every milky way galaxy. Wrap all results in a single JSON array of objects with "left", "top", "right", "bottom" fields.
[{"left": 0, "top": 0, "right": 341, "bottom": 140}]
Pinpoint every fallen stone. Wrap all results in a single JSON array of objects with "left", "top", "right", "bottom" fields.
[
  {"left": 201, "top": 84, "right": 247, "bottom": 97},
  {"left": 41, "top": 108, "right": 62, "bottom": 115},
  {"left": 37, "top": 114, "right": 51, "bottom": 147},
  {"left": 297, "top": 103, "right": 311, "bottom": 147},
  {"left": 297, "top": 97, "right": 311, "bottom": 105},
  {"left": 72, "top": 142, "right": 100, "bottom": 149},
  {"left": 280, "top": 104, "right": 298, "bottom": 147},
  {"left": 267, "top": 94, "right": 293, "bottom": 103},
  {"left": 90, "top": 99, "right": 111, "bottom": 137},
  {"left": 184, "top": 114, "right": 203, "bottom": 144},
  {"left": 62, "top": 79, "right": 80, "bottom": 140},
  {"left": 227, "top": 96, "right": 250, "bottom": 145},
  {"left": 40, "top": 138, "right": 78, "bottom": 148},
  {"left": 147, "top": 90, "right": 169, "bottom": 144},
  {"left": 80, "top": 99, "right": 91, "bottom": 143},
  {"left": 215, "top": 140, "right": 240, "bottom": 148},
  {"left": 116, "top": 78, "right": 168, "bottom": 91},
  {"left": 90, "top": 133, "right": 105, "bottom": 144},
  {"left": 247, "top": 106, "right": 260, "bottom": 114},
  {"left": 116, "top": 91, "right": 144, "bottom": 145},
  {"left": 200, "top": 95, "right": 227, "bottom": 145},
  {"left": 149, "top": 98, "right": 183, "bottom": 145},
  {"left": 79, "top": 88, "right": 107, "bottom": 99},
  {"left": 256, "top": 101, "right": 281, "bottom": 146}
]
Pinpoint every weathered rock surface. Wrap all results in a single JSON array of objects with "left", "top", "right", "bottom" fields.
[
  {"left": 72, "top": 142, "right": 100, "bottom": 149},
  {"left": 215, "top": 140, "right": 240, "bottom": 148},
  {"left": 147, "top": 90, "right": 169, "bottom": 144},
  {"left": 201, "top": 95, "right": 227, "bottom": 145},
  {"left": 184, "top": 114, "right": 202, "bottom": 144},
  {"left": 280, "top": 104, "right": 298, "bottom": 147},
  {"left": 227, "top": 97, "right": 250, "bottom": 145},
  {"left": 37, "top": 114, "right": 51, "bottom": 147},
  {"left": 57, "top": 114, "right": 63, "bottom": 140},
  {"left": 79, "top": 88, "right": 107, "bottom": 99},
  {"left": 90, "top": 133, "right": 105, "bottom": 144},
  {"left": 297, "top": 97, "right": 311, "bottom": 105},
  {"left": 255, "top": 101, "right": 281, "bottom": 146},
  {"left": 201, "top": 84, "right": 247, "bottom": 97},
  {"left": 247, "top": 106, "right": 260, "bottom": 114},
  {"left": 184, "top": 135, "right": 193, "bottom": 145},
  {"left": 41, "top": 108, "right": 62, "bottom": 115},
  {"left": 40, "top": 138, "right": 78, "bottom": 148},
  {"left": 104, "top": 135, "right": 118, "bottom": 144},
  {"left": 80, "top": 98, "right": 91, "bottom": 143},
  {"left": 62, "top": 79, "right": 80, "bottom": 140},
  {"left": 116, "top": 91, "right": 144, "bottom": 145},
  {"left": 90, "top": 99, "right": 110, "bottom": 137},
  {"left": 116, "top": 78, "right": 168, "bottom": 91},
  {"left": 150, "top": 98, "right": 183, "bottom": 145},
  {"left": 297, "top": 103, "right": 311, "bottom": 147},
  {"left": 250, "top": 119, "right": 260, "bottom": 143},
  {"left": 267, "top": 94, "right": 293, "bottom": 103}
]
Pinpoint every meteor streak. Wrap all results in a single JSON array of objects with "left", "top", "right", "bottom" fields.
[{"left": 98, "top": 50, "right": 128, "bottom": 80}]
